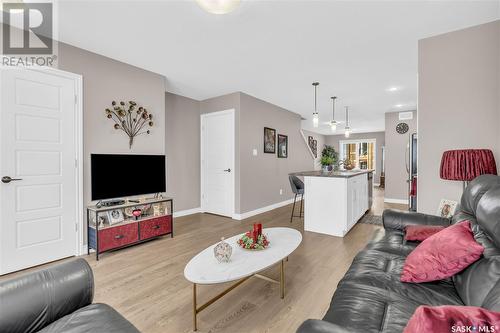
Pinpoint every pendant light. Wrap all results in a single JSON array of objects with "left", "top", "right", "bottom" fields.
[
  {"left": 344, "top": 106, "right": 351, "bottom": 138},
  {"left": 312, "top": 82, "right": 319, "bottom": 128},
  {"left": 196, "top": 0, "right": 240, "bottom": 14},
  {"left": 330, "top": 96, "right": 338, "bottom": 132}
]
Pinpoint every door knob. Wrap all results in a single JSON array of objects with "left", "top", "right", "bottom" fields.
[
  {"left": 223, "top": 168, "right": 231, "bottom": 172},
  {"left": 1, "top": 176, "right": 23, "bottom": 183}
]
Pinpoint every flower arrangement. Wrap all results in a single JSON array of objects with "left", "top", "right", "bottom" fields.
[
  {"left": 105, "top": 100, "right": 153, "bottom": 148},
  {"left": 237, "top": 224, "right": 270, "bottom": 250},
  {"left": 339, "top": 158, "right": 355, "bottom": 170}
]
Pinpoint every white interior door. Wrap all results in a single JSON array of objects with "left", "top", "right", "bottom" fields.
[
  {"left": 201, "top": 110, "right": 235, "bottom": 217},
  {"left": 0, "top": 68, "right": 80, "bottom": 275}
]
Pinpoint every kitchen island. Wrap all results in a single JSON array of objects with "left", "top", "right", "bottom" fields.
[{"left": 290, "top": 170, "right": 374, "bottom": 237}]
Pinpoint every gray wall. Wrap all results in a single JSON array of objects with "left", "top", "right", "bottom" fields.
[
  {"left": 58, "top": 43, "right": 166, "bottom": 242},
  {"left": 165, "top": 92, "right": 200, "bottom": 211},
  {"left": 239, "top": 93, "right": 313, "bottom": 213},
  {"left": 166, "top": 91, "right": 315, "bottom": 215},
  {"left": 302, "top": 130, "right": 326, "bottom": 170},
  {"left": 325, "top": 131, "right": 385, "bottom": 184},
  {"left": 418, "top": 20, "right": 500, "bottom": 214},
  {"left": 384, "top": 111, "right": 417, "bottom": 201}
]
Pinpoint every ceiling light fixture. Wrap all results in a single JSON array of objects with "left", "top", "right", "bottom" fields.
[
  {"left": 395, "top": 104, "right": 404, "bottom": 108},
  {"left": 344, "top": 106, "right": 351, "bottom": 138},
  {"left": 330, "top": 96, "right": 338, "bottom": 132},
  {"left": 387, "top": 86, "right": 400, "bottom": 92},
  {"left": 196, "top": 0, "right": 240, "bottom": 14},
  {"left": 312, "top": 82, "right": 319, "bottom": 128}
]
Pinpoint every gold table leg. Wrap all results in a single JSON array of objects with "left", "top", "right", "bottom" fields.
[
  {"left": 193, "top": 283, "right": 197, "bottom": 331},
  {"left": 191, "top": 259, "right": 287, "bottom": 331},
  {"left": 280, "top": 259, "right": 285, "bottom": 299}
]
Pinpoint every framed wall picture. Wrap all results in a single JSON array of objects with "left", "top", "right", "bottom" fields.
[
  {"left": 437, "top": 199, "right": 458, "bottom": 218},
  {"left": 277, "top": 134, "right": 288, "bottom": 158},
  {"left": 308, "top": 136, "right": 313, "bottom": 147},
  {"left": 312, "top": 140, "right": 318, "bottom": 158},
  {"left": 264, "top": 127, "right": 276, "bottom": 153},
  {"left": 107, "top": 209, "right": 124, "bottom": 225}
]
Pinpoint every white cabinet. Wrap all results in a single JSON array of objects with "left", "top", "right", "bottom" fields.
[
  {"left": 304, "top": 172, "right": 370, "bottom": 237},
  {"left": 347, "top": 174, "right": 368, "bottom": 230}
]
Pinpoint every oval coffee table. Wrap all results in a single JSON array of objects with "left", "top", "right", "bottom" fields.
[{"left": 184, "top": 227, "right": 302, "bottom": 331}]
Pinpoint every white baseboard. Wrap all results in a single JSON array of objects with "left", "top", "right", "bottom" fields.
[
  {"left": 384, "top": 198, "right": 408, "bottom": 204},
  {"left": 171, "top": 199, "right": 302, "bottom": 221},
  {"left": 173, "top": 207, "right": 202, "bottom": 218},
  {"left": 80, "top": 245, "right": 95, "bottom": 255},
  {"left": 232, "top": 197, "right": 301, "bottom": 220}
]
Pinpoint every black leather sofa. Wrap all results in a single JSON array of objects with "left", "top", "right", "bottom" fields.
[
  {"left": 297, "top": 174, "right": 500, "bottom": 333},
  {"left": 0, "top": 258, "right": 139, "bottom": 333}
]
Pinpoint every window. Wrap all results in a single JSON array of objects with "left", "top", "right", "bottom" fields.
[{"left": 339, "top": 139, "right": 376, "bottom": 172}]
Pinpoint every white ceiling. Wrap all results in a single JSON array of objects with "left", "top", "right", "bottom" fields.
[{"left": 57, "top": 0, "right": 500, "bottom": 135}]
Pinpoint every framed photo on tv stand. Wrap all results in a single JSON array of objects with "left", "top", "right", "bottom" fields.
[{"left": 107, "top": 209, "right": 124, "bottom": 225}]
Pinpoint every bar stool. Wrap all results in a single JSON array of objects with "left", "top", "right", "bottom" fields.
[{"left": 289, "top": 175, "right": 304, "bottom": 223}]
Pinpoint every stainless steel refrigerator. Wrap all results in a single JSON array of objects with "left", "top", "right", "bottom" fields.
[{"left": 407, "top": 133, "right": 418, "bottom": 211}]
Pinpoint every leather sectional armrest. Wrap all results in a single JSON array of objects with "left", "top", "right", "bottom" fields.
[
  {"left": 382, "top": 209, "right": 450, "bottom": 231},
  {"left": 296, "top": 320, "right": 358, "bottom": 333},
  {"left": 0, "top": 258, "right": 94, "bottom": 333}
]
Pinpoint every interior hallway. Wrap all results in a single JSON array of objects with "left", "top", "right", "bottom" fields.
[{"left": 371, "top": 186, "right": 408, "bottom": 216}]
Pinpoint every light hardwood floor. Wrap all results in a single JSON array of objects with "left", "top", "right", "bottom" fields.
[
  {"left": 86, "top": 187, "right": 405, "bottom": 333},
  {"left": 3, "top": 187, "right": 406, "bottom": 333},
  {"left": 88, "top": 209, "right": 379, "bottom": 333}
]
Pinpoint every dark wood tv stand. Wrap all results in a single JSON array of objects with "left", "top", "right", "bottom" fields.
[{"left": 87, "top": 197, "right": 173, "bottom": 260}]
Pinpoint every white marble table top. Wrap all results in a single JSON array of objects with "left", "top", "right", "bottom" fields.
[{"left": 184, "top": 227, "right": 302, "bottom": 285}]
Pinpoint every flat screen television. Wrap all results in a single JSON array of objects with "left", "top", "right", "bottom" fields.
[{"left": 91, "top": 154, "right": 166, "bottom": 201}]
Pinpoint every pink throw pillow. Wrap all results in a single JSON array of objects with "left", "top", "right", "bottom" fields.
[
  {"left": 405, "top": 225, "right": 446, "bottom": 241},
  {"left": 404, "top": 305, "right": 500, "bottom": 333},
  {"left": 401, "top": 221, "right": 483, "bottom": 283}
]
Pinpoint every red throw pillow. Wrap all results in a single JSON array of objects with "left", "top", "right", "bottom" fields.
[
  {"left": 405, "top": 225, "right": 446, "bottom": 241},
  {"left": 401, "top": 221, "right": 483, "bottom": 283},
  {"left": 404, "top": 305, "right": 500, "bottom": 333}
]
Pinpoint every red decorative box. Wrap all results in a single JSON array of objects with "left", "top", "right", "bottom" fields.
[
  {"left": 98, "top": 223, "right": 139, "bottom": 252},
  {"left": 140, "top": 216, "right": 172, "bottom": 240}
]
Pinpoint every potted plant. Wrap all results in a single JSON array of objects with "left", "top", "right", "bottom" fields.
[{"left": 320, "top": 145, "right": 338, "bottom": 172}]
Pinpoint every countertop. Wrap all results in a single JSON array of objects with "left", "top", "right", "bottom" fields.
[{"left": 290, "top": 169, "right": 374, "bottom": 178}]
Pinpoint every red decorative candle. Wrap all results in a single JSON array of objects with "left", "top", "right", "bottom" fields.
[
  {"left": 257, "top": 223, "right": 262, "bottom": 236},
  {"left": 252, "top": 230, "right": 258, "bottom": 243}
]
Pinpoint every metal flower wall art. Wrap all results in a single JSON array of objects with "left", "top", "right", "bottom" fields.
[{"left": 105, "top": 101, "right": 153, "bottom": 149}]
